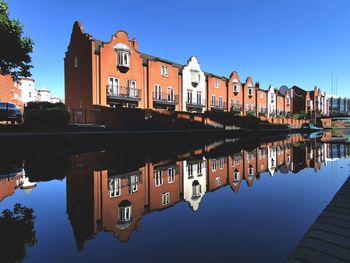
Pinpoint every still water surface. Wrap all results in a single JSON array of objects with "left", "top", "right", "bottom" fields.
[{"left": 1, "top": 133, "right": 350, "bottom": 263}]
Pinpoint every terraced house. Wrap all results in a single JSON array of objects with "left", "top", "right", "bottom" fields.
[{"left": 65, "top": 21, "right": 349, "bottom": 125}]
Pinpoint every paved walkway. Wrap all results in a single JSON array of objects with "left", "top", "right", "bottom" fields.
[{"left": 286, "top": 176, "right": 350, "bottom": 263}]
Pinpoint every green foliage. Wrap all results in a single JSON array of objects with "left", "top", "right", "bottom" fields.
[
  {"left": 246, "top": 110, "right": 256, "bottom": 117},
  {"left": 293, "top": 111, "right": 307, "bottom": 120},
  {"left": 0, "top": 204, "right": 37, "bottom": 263},
  {"left": 24, "top": 102, "right": 70, "bottom": 128},
  {"left": 0, "top": 0, "right": 33, "bottom": 80}
]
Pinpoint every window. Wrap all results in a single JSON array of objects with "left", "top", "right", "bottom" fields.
[
  {"left": 236, "top": 99, "right": 240, "bottom": 106},
  {"left": 108, "top": 77, "right": 119, "bottom": 95},
  {"left": 109, "top": 177, "right": 121, "bottom": 197},
  {"left": 260, "top": 93, "right": 264, "bottom": 99},
  {"left": 248, "top": 88, "right": 253, "bottom": 96},
  {"left": 154, "top": 84, "right": 162, "bottom": 100},
  {"left": 211, "top": 95, "right": 216, "bottom": 106},
  {"left": 286, "top": 97, "right": 290, "bottom": 105},
  {"left": 219, "top": 157, "right": 224, "bottom": 169},
  {"left": 187, "top": 91, "right": 193, "bottom": 103},
  {"left": 233, "top": 83, "right": 239, "bottom": 93},
  {"left": 119, "top": 204, "right": 132, "bottom": 222},
  {"left": 154, "top": 170, "right": 163, "bottom": 186},
  {"left": 197, "top": 162, "right": 202, "bottom": 175},
  {"left": 116, "top": 49, "right": 130, "bottom": 68},
  {"left": 215, "top": 80, "right": 220, "bottom": 88},
  {"left": 162, "top": 192, "right": 171, "bottom": 206},
  {"left": 219, "top": 96, "right": 223, "bottom": 108},
  {"left": 187, "top": 164, "right": 193, "bottom": 176},
  {"left": 230, "top": 99, "right": 234, "bottom": 107},
  {"left": 192, "top": 181, "right": 201, "bottom": 198},
  {"left": 129, "top": 80, "right": 136, "bottom": 97},
  {"left": 161, "top": 65, "right": 168, "bottom": 77},
  {"left": 74, "top": 56, "right": 78, "bottom": 69},
  {"left": 215, "top": 177, "right": 221, "bottom": 186},
  {"left": 168, "top": 167, "right": 176, "bottom": 183},
  {"left": 234, "top": 171, "right": 240, "bottom": 182},
  {"left": 212, "top": 159, "right": 217, "bottom": 171},
  {"left": 191, "top": 70, "right": 200, "bottom": 85},
  {"left": 248, "top": 165, "right": 254, "bottom": 175},
  {"left": 167, "top": 86, "right": 174, "bottom": 101},
  {"left": 197, "top": 93, "right": 202, "bottom": 105},
  {"left": 129, "top": 175, "right": 138, "bottom": 193}
]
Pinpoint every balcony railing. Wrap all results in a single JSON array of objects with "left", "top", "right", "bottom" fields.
[
  {"left": 153, "top": 92, "right": 179, "bottom": 106},
  {"left": 258, "top": 107, "right": 268, "bottom": 115},
  {"left": 107, "top": 85, "right": 141, "bottom": 103},
  {"left": 211, "top": 101, "right": 227, "bottom": 111},
  {"left": 186, "top": 98, "right": 205, "bottom": 109},
  {"left": 230, "top": 104, "right": 243, "bottom": 112}
]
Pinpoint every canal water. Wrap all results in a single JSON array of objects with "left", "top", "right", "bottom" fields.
[{"left": 1, "top": 132, "right": 350, "bottom": 263}]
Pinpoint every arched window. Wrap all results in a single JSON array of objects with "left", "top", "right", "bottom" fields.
[{"left": 119, "top": 200, "right": 132, "bottom": 222}]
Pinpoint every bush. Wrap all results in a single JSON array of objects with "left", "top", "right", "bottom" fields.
[
  {"left": 246, "top": 110, "right": 256, "bottom": 117},
  {"left": 24, "top": 102, "right": 70, "bottom": 128},
  {"left": 293, "top": 111, "right": 307, "bottom": 120}
]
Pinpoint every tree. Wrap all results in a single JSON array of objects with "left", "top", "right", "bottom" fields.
[{"left": 0, "top": 0, "right": 33, "bottom": 80}]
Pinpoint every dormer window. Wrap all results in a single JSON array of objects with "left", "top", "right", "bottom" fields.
[
  {"left": 248, "top": 87, "right": 253, "bottom": 96},
  {"left": 114, "top": 43, "right": 131, "bottom": 72},
  {"left": 161, "top": 65, "right": 168, "bottom": 77},
  {"left": 191, "top": 70, "right": 200, "bottom": 87},
  {"left": 233, "top": 83, "right": 239, "bottom": 93}
]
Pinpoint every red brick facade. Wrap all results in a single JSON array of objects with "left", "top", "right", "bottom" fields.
[{"left": 0, "top": 75, "right": 23, "bottom": 110}]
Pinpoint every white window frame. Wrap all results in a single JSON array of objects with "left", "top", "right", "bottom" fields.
[
  {"left": 120, "top": 206, "right": 132, "bottom": 222},
  {"left": 215, "top": 80, "right": 220, "bottom": 88},
  {"left": 197, "top": 92, "right": 202, "bottom": 105},
  {"left": 211, "top": 95, "right": 216, "bottom": 106},
  {"left": 219, "top": 157, "right": 224, "bottom": 170},
  {"left": 233, "top": 83, "right": 239, "bottom": 93},
  {"left": 234, "top": 171, "right": 240, "bottom": 182},
  {"left": 219, "top": 96, "right": 223, "bottom": 108},
  {"left": 248, "top": 88, "right": 253, "bottom": 96},
  {"left": 108, "top": 77, "right": 119, "bottom": 95},
  {"left": 129, "top": 80, "right": 137, "bottom": 97},
  {"left": 117, "top": 50, "right": 130, "bottom": 68},
  {"left": 129, "top": 175, "right": 138, "bottom": 194},
  {"left": 154, "top": 170, "right": 163, "bottom": 186},
  {"left": 154, "top": 84, "right": 162, "bottom": 100},
  {"left": 162, "top": 192, "right": 171, "bottom": 206},
  {"left": 161, "top": 65, "right": 168, "bottom": 77},
  {"left": 109, "top": 177, "right": 121, "bottom": 198},
  {"left": 167, "top": 86, "right": 174, "bottom": 102},
  {"left": 168, "top": 167, "right": 176, "bottom": 183},
  {"left": 187, "top": 90, "right": 193, "bottom": 104},
  {"left": 212, "top": 159, "right": 217, "bottom": 171}
]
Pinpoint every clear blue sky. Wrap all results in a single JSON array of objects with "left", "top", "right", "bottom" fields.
[{"left": 7, "top": 0, "right": 350, "bottom": 99}]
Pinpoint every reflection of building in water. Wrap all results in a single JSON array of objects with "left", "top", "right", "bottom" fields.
[
  {"left": 0, "top": 165, "right": 36, "bottom": 202},
  {"left": 66, "top": 135, "right": 350, "bottom": 247},
  {"left": 183, "top": 158, "right": 207, "bottom": 211}
]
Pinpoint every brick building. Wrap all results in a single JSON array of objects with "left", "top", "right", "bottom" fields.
[{"left": 0, "top": 75, "right": 23, "bottom": 110}]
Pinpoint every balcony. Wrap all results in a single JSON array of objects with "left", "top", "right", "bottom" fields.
[
  {"left": 153, "top": 92, "right": 179, "bottom": 109},
  {"left": 107, "top": 85, "right": 141, "bottom": 105},
  {"left": 230, "top": 104, "right": 243, "bottom": 113},
  {"left": 186, "top": 98, "right": 205, "bottom": 111},
  {"left": 258, "top": 107, "right": 268, "bottom": 115},
  {"left": 211, "top": 101, "right": 226, "bottom": 111}
]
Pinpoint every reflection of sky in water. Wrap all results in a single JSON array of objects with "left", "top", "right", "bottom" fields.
[{"left": 1, "top": 141, "right": 350, "bottom": 263}]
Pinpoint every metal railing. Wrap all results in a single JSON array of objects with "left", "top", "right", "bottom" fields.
[
  {"left": 211, "top": 100, "right": 227, "bottom": 111},
  {"left": 153, "top": 92, "right": 179, "bottom": 105},
  {"left": 186, "top": 98, "right": 205, "bottom": 108},
  {"left": 258, "top": 108, "right": 268, "bottom": 115},
  {"left": 230, "top": 104, "right": 243, "bottom": 112},
  {"left": 107, "top": 85, "right": 141, "bottom": 101}
]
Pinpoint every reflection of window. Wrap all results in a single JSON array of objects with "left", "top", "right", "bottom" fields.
[
  {"left": 219, "top": 157, "right": 224, "bottom": 170},
  {"left": 162, "top": 192, "right": 170, "bottom": 206},
  {"left": 109, "top": 177, "right": 121, "bottom": 197},
  {"left": 154, "top": 170, "right": 163, "bottom": 186},
  {"left": 215, "top": 177, "right": 221, "bottom": 186},
  {"left": 119, "top": 200, "right": 132, "bottom": 222},
  {"left": 168, "top": 167, "right": 176, "bottom": 183},
  {"left": 74, "top": 56, "right": 78, "bottom": 69},
  {"left": 197, "top": 162, "right": 202, "bottom": 175},
  {"left": 187, "top": 164, "right": 193, "bottom": 176},
  {"left": 192, "top": 181, "right": 201, "bottom": 198},
  {"left": 211, "top": 159, "right": 217, "bottom": 171},
  {"left": 248, "top": 165, "right": 254, "bottom": 175},
  {"left": 129, "top": 175, "right": 138, "bottom": 193},
  {"left": 234, "top": 170, "right": 240, "bottom": 182}
]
